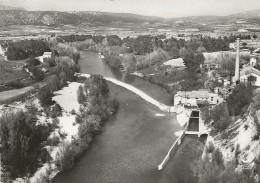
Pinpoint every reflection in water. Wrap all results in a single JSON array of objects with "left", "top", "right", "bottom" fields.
[{"left": 54, "top": 51, "right": 183, "bottom": 183}]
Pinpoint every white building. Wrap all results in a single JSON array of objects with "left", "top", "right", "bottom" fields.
[
  {"left": 0, "top": 45, "right": 5, "bottom": 56},
  {"left": 240, "top": 66, "right": 260, "bottom": 87},
  {"left": 174, "top": 89, "right": 223, "bottom": 106},
  {"left": 36, "top": 52, "right": 52, "bottom": 62},
  {"left": 163, "top": 58, "right": 186, "bottom": 69}
]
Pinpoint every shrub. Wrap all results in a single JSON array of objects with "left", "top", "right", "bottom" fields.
[
  {"left": 51, "top": 103, "right": 62, "bottom": 118},
  {"left": 6, "top": 80, "right": 24, "bottom": 89},
  {"left": 212, "top": 148, "right": 224, "bottom": 166},
  {"left": 77, "top": 85, "right": 85, "bottom": 104},
  {"left": 47, "top": 135, "right": 60, "bottom": 146},
  {"left": 71, "top": 109, "right": 76, "bottom": 115},
  {"left": 206, "top": 141, "right": 215, "bottom": 154},
  {"left": 52, "top": 117, "right": 60, "bottom": 128}
]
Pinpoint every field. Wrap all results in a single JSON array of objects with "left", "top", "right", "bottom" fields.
[{"left": 0, "top": 57, "right": 28, "bottom": 85}]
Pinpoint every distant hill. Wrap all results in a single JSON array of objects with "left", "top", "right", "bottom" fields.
[
  {"left": 0, "top": 5, "right": 24, "bottom": 10},
  {"left": 0, "top": 6, "right": 260, "bottom": 27},
  {"left": 228, "top": 9, "right": 260, "bottom": 19},
  {"left": 0, "top": 9, "right": 163, "bottom": 26}
]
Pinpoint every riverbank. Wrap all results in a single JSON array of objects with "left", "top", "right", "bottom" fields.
[{"left": 6, "top": 77, "right": 117, "bottom": 183}]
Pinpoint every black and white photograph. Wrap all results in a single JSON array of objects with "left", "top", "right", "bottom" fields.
[{"left": 1, "top": 0, "right": 260, "bottom": 182}]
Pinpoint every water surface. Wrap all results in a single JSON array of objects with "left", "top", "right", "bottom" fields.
[{"left": 54, "top": 51, "right": 183, "bottom": 183}]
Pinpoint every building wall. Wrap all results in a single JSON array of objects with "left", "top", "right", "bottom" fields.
[
  {"left": 174, "top": 93, "right": 222, "bottom": 106},
  {"left": 240, "top": 73, "right": 260, "bottom": 87}
]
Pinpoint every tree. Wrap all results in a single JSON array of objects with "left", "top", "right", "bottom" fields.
[
  {"left": 30, "top": 67, "right": 45, "bottom": 81},
  {"left": 26, "top": 58, "right": 41, "bottom": 67},
  {"left": 183, "top": 52, "right": 204, "bottom": 72},
  {"left": 46, "top": 75, "right": 61, "bottom": 92},
  {"left": 77, "top": 85, "right": 85, "bottom": 104},
  {"left": 51, "top": 103, "right": 62, "bottom": 118},
  {"left": 242, "top": 42, "right": 247, "bottom": 48},
  {"left": 227, "top": 83, "right": 253, "bottom": 116},
  {"left": 180, "top": 47, "right": 193, "bottom": 58},
  {"left": 197, "top": 46, "right": 207, "bottom": 53},
  {"left": 169, "top": 47, "right": 180, "bottom": 59},
  {"left": 133, "top": 35, "right": 153, "bottom": 55},
  {"left": 38, "top": 86, "right": 53, "bottom": 106},
  {"left": 0, "top": 109, "right": 52, "bottom": 179},
  {"left": 107, "top": 35, "right": 122, "bottom": 46}
]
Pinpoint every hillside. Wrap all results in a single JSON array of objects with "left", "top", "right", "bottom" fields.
[
  {"left": 228, "top": 9, "right": 260, "bottom": 19},
  {"left": 0, "top": 10, "right": 163, "bottom": 26}
]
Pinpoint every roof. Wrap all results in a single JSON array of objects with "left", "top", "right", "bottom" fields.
[
  {"left": 163, "top": 58, "right": 186, "bottom": 67},
  {"left": 175, "top": 89, "right": 210, "bottom": 98},
  {"left": 240, "top": 66, "right": 260, "bottom": 76},
  {"left": 43, "top": 52, "right": 52, "bottom": 56}
]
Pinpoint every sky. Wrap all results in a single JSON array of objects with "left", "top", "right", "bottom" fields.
[{"left": 1, "top": 0, "right": 260, "bottom": 18}]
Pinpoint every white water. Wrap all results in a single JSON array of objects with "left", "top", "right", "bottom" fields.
[{"left": 79, "top": 73, "right": 177, "bottom": 112}]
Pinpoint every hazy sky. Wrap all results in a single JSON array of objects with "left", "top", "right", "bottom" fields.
[{"left": 1, "top": 0, "right": 260, "bottom": 17}]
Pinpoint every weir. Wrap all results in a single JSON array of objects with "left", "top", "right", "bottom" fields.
[
  {"left": 78, "top": 73, "right": 176, "bottom": 112},
  {"left": 158, "top": 110, "right": 208, "bottom": 170}
]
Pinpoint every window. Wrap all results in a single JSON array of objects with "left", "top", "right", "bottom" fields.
[
  {"left": 248, "top": 75, "right": 257, "bottom": 83},
  {"left": 211, "top": 97, "right": 213, "bottom": 101}
]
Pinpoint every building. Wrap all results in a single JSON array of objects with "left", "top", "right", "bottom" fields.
[
  {"left": 36, "top": 52, "right": 52, "bottom": 62},
  {"left": 174, "top": 89, "right": 223, "bottom": 106},
  {"left": 163, "top": 58, "right": 186, "bottom": 69},
  {"left": 240, "top": 66, "right": 260, "bottom": 87},
  {"left": 250, "top": 56, "right": 257, "bottom": 66},
  {"left": 0, "top": 45, "right": 5, "bottom": 56}
]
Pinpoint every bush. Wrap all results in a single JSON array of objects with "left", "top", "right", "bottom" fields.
[
  {"left": 47, "top": 135, "right": 60, "bottom": 146},
  {"left": 77, "top": 85, "right": 85, "bottom": 104},
  {"left": 212, "top": 148, "right": 224, "bottom": 165},
  {"left": 6, "top": 80, "right": 24, "bottom": 89},
  {"left": 52, "top": 117, "right": 60, "bottom": 128},
  {"left": 206, "top": 141, "right": 215, "bottom": 154},
  {"left": 51, "top": 103, "right": 62, "bottom": 118}
]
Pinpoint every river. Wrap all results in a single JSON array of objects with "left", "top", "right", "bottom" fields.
[{"left": 53, "top": 51, "right": 184, "bottom": 183}]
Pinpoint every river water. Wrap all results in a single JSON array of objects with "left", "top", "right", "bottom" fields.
[{"left": 53, "top": 51, "right": 183, "bottom": 183}]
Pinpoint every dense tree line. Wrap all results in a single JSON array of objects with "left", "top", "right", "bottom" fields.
[
  {"left": 5, "top": 40, "right": 51, "bottom": 60},
  {"left": 227, "top": 83, "right": 253, "bottom": 116},
  {"left": 57, "top": 34, "right": 93, "bottom": 42},
  {"left": 55, "top": 75, "right": 119, "bottom": 170},
  {"left": 0, "top": 106, "right": 54, "bottom": 180},
  {"left": 227, "top": 34, "right": 252, "bottom": 43}
]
